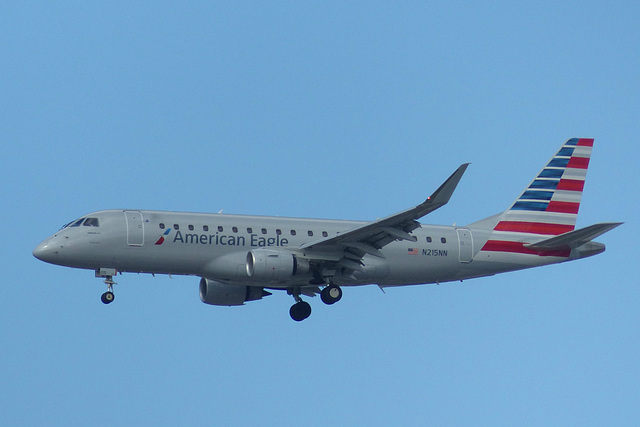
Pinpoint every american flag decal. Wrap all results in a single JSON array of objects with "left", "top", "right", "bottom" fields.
[{"left": 407, "top": 248, "right": 418, "bottom": 255}]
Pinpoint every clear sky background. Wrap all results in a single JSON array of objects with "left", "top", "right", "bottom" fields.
[{"left": 1, "top": 2, "right": 638, "bottom": 426}]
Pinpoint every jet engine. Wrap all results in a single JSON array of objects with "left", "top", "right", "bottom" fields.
[
  {"left": 199, "top": 278, "right": 271, "bottom": 306},
  {"left": 246, "top": 248, "right": 309, "bottom": 282}
]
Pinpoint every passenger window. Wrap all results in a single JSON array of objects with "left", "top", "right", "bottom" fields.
[
  {"left": 218, "top": 226, "right": 224, "bottom": 232},
  {"left": 441, "top": 237, "right": 447, "bottom": 244},
  {"left": 247, "top": 227, "right": 253, "bottom": 233},
  {"left": 308, "top": 231, "right": 314, "bottom": 237},
  {"left": 159, "top": 223, "right": 165, "bottom": 229},
  {"left": 188, "top": 225, "right": 194, "bottom": 231},
  {"left": 174, "top": 224, "right": 180, "bottom": 230},
  {"left": 232, "top": 227, "right": 238, "bottom": 233},
  {"left": 290, "top": 230, "right": 296, "bottom": 236},
  {"left": 276, "top": 229, "right": 282, "bottom": 235},
  {"left": 203, "top": 225, "right": 209, "bottom": 232},
  {"left": 83, "top": 218, "right": 99, "bottom": 227},
  {"left": 426, "top": 236, "right": 432, "bottom": 243},
  {"left": 261, "top": 228, "right": 267, "bottom": 234},
  {"left": 322, "top": 231, "right": 328, "bottom": 237}
]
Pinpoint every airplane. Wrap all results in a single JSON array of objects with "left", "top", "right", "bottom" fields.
[{"left": 33, "top": 138, "right": 621, "bottom": 321}]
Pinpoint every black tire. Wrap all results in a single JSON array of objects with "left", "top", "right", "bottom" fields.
[
  {"left": 320, "top": 288, "right": 333, "bottom": 305},
  {"left": 299, "top": 301, "right": 311, "bottom": 319},
  {"left": 101, "top": 291, "right": 115, "bottom": 304},
  {"left": 321, "top": 285, "right": 342, "bottom": 305},
  {"left": 289, "top": 301, "right": 312, "bottom": 321}
]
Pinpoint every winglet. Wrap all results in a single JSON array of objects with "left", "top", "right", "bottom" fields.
[
  {"left": 427, "top": 163, "right": 470, "bottom": 207},
  {"left": 299, "top": 163, "right": 470, "bottom": 252}
]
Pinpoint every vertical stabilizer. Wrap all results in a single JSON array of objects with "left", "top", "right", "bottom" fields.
[{"left": 479, "top": 138, "right": 594, "bottom": 257}]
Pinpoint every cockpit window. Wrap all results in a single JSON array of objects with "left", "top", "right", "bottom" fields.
[
  {"left": 69, "top": 218, "right": 85, "bottom": 227},
  {"left": 60, "top": 217, "right": 100, "bottom": 230},
  {"left": 83, "top": 217, "right": 100, "bottom": 227}
]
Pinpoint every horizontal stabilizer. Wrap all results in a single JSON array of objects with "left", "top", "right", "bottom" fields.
[{"left": 525, "top": 222, "right": 622, "bottom": 250}]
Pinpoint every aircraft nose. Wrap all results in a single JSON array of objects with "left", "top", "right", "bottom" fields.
[{"left": 33, "top": 239, "right": 59, "bottom": 264}]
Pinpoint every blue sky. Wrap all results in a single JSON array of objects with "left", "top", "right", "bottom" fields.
[{"left": 1, "top": 2, "right": 638, "bottom": 425}]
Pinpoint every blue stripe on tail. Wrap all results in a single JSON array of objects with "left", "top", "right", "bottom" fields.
[
  {"left": 529, "top": 179, "right": 559, "bottom": 190},
  {"left": 512, "top": 201, "right": 550, "bottom": 211}
]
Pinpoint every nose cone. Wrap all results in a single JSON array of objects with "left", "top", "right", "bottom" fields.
[{"left": 33, "top": 239, "right": 59, "bottom": 264}]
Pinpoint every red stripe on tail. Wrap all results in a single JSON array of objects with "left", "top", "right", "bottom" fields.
[
  {"left": 577, "top": 138, "right": 594, "bottom": 147},
  {"left": 481, "top": 240, "right": 571, "bottom": 257},
  {"left": 566, "top": 156, "right": 590, "bottom": 169},
  {"left": 494, "top": 221, "right": 574, "bottom": 235},
  {"left": 557, "top": 179, "right": 585, "bottom": 192},
  {"left": 546, "top": 201, "right": 580, "bottom": 214}
]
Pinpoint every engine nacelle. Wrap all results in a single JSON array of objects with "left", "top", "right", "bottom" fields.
[
  {"left": 246, "top": 248, "right": 309, "bottom": 282},
  {"left": 199, "top": 278, "right": 270, "bottom": 306}
]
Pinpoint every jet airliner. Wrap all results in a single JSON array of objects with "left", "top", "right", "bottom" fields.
[{"left": 33, "top": 138, "right": 621, "bottom": 321}]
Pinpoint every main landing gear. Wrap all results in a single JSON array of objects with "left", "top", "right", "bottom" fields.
[
  {"left": 288, "top": 288, "right": 312, "bottom": 322},
  {"left": 320, "top": 284, "right": 342, "bottom": 305},
  {"left": 96, "top": 268, "right": 117, "bottom": 305},
  {"left": 290, "top": 299, "right": 312, "bottom": 322},
  {"left": 288, "top": 283, "right": 343, "bottom": 321}
]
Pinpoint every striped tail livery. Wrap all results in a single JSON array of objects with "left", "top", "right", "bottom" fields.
[{"left": 474, "top": 138, "right": 621, "bottom": 267}]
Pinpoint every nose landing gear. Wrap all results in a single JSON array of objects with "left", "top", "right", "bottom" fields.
[
  {"left": 101, "top": 289, "right": 115, "bottom": 304},
  {"left": 96, "top": 268, "right": 117, "bottom": 305}
]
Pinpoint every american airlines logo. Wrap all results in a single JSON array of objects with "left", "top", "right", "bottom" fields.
[
  {"left": 155, "top": 228, "right": 288, "bottom": 247},
  {"left": 155, "top": 228, "right": 172, "bottom": 245}
]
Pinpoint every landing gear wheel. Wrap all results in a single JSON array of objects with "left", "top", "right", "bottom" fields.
[
  {"left": 321, "top": 284, "right": 342, "bottom": 305},
  {"left": 97, "top": 271, "right": 117, "bottom": 305},
  {"left": 290, "top": 301, "right": 312, "bottom": 321},
  {"left": 101, "top": 291, "right": 115, "bottom": 304}
]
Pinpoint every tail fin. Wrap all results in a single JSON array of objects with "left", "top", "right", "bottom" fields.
[
  {"left": 495, "top": 137, "right": 594, "bottom": 235},
  {"left": 475, "top": 138, "right": 596, "bottom": 258}
]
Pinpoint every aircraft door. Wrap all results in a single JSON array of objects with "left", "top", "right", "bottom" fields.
[
  {"left": 124, "top": 210, "right": 144, "bottom": 246},
  {"left": 456, "top": 228, "right": 473, "bottom": 263}
]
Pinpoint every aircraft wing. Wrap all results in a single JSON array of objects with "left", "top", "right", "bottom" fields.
[{"left": 297, "top": 164, "right": 469, "bottom": 270}]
